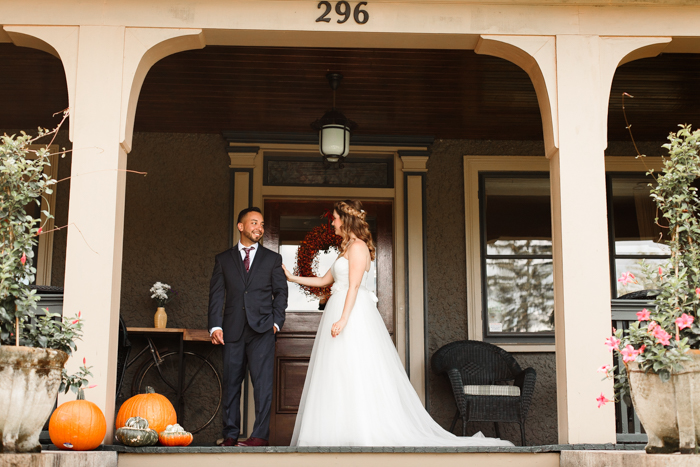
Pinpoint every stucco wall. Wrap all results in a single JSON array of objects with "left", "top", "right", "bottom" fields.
[
  {"left": 116, "top": 132, "right": 230, "bottom": 445},
  {"left": 425, "top": 138, "right": 559, "bottom": 445}
]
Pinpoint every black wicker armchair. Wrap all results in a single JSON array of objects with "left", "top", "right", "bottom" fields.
[{"left": 431, "top": 340, "right": 536, "bottom": 445}]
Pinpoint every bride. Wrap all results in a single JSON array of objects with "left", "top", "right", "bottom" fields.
[{"left": 282, "top": 200, "right": 513, "bottom": 447}]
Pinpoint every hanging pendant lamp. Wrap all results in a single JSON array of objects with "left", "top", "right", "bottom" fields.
[{"left": 311, "top": 72, "right": 357, "bottom": 166}]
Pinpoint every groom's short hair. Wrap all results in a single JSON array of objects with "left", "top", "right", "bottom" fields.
[{"left": 237, "top": 206, "right": 262, "bottom": 224}]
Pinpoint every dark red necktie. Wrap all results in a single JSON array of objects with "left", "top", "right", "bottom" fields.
[{"left": 243, "top": 247, "right": 254, "bottom": 272}]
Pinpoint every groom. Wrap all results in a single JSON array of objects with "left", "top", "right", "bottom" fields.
[{"left": 208, "top": 207, "right": 288, "bottom": 447}]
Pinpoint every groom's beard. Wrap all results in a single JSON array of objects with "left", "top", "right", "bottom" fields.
[{"left": 241, "top": 230, "right": 262, "bottom": 244}]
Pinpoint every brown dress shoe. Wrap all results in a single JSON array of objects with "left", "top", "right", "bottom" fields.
[
  {"left": 220, "top": 437, "right": 238, "bottom": 446},
  {"left": 237, "top": 437, "right": 269, "bottom": 447}
]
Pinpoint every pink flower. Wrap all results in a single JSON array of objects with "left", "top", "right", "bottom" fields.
[
  {"left": 597, "top": 364, "right": 611, "bottom": 374},
  {"left": 637, "top": 308, "right": 651, "bottom": 321},
  {"left": 596, "top": 393, "right": 611, "bottom": 408},
  {"left": 618, "top": 272, "right": 637, "bottom": 285},
  {"left": 653, "top": 326, "right": 672, "bottom": 346},
  {"left": 78, "top": 311, "right": 81, "bottom": 318},
  {"left": 20, "top": 253, "right": 26, "bottom": 265},
  {"left": 86, "top": 384, "right": 97, "bottom": 389},
  {"left": 696, "top": 287, "right": 700, "bottom": 299},
  {"left": 621, "top": 345, "right": 640, "bottom": 363},
  {"left": 37, "top": 227, "right": 42, "bottom": 235},
  {"left": 659, "top": 267, "right": 663, "bottom": 278},
  {"left": 676, "top": 313, "right": 694, "bottom": 330},
  {"left": 604, "top": 336, "right": 621, "bottom": 352},
  {"left": 71, "top": 319, "right": 79, "bottom": 324},
  {"left": 648, "top": 321, "right": 658, "bottom": 332},
  {"left": 82, "top": 357, "right": 86, "bottom": 365},
  {"left": 639, "top": 344, "right": 646, "bottom": 354}
]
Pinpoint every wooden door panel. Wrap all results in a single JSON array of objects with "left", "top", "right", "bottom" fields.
[
  {"left": 277, "top": 359, "right": 309, "bottom": 412},
  {"left": 265, "top": 199, "right": 393, "bottom": 446}
]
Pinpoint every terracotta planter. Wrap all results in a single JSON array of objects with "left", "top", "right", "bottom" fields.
[
  {"left": 627, "top": 350, "right": 700, "bottom": 454},
  {"left": 0, "top": 345, "right": 68, "bottom": 452}
]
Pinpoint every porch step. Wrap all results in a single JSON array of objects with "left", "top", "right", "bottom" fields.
[
  {"left": 562, "top": 451, "right": 700, "bottom": 467},
  {"left": 0, "top": 452, "right": 117, "bottom": 467}
]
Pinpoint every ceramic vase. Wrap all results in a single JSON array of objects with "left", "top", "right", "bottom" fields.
[{"left": 154, "top": 307, "right": 167, "bottom": 328}]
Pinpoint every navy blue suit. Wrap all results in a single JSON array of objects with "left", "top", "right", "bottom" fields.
[{"left": 208, "top": 244, "right": 288, "bottom": 441}]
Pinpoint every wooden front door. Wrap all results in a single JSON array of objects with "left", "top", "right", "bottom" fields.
[{"left": 264, "top": 199, "right": 394, "bottom": 446}]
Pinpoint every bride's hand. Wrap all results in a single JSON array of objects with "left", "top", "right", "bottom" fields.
[
  {"left": 331, "top": 318, "right": 347, "bottom": 338},
  {"left": 281, "top": 264, "right": 295, "bottom": 282}
]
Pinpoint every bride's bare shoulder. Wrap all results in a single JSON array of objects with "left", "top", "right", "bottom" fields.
[{"left": 348, "top": 239, "right": 368, "bottom": 252}]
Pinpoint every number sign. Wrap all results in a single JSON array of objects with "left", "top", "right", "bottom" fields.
[{"left": 316, "top": 2, "right": 369, "bottom": 24}]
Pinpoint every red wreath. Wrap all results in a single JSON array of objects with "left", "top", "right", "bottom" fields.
[{"left": 294, "top": 212, "right": 342, "bottom": 299}]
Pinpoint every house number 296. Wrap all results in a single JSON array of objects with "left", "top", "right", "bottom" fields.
[{"left": 316, "top": 1, "right": 369, "bottom": 24}]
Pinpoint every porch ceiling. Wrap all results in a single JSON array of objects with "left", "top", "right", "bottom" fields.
[{"left": 1, "top": 43, "right": 699, "bottom": 142}]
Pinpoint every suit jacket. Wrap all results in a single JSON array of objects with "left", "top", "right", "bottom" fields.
[{"left": 208, "top": 244, "right": 288, "bottom": 342}]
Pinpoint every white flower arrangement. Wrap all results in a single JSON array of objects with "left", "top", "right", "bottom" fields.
[{"left": 150, "top": 282, "right": 174, "bottom": 307}]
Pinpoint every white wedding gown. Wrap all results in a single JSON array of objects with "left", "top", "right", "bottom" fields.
[{"left": 290, "top": 256, "right": 514, "bottom": 447}]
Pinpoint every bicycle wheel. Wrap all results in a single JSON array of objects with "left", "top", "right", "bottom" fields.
[{"left": 132, "top": 351, "right": 222, "bottom": 434}]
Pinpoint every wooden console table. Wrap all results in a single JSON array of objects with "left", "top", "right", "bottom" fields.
[{"left": 126, "top": 327, "right": 212, "bottom": 420}]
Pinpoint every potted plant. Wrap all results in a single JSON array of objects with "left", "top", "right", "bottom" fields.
[
  {"left": 150, "top": 281, "right": 175, "bottom": 328},
  {"left": 600, "top": 124, "right": 700, "bottom": 454},
  {"left": 0, "top": 115, "right": 85, "bottom": 453}
]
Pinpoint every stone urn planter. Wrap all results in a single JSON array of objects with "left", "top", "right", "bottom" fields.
[
  {"left": 627, "top": 350, "right": 700, "bottom": 454},
  {"left": 0, "top": 345, "right": 68, "bottom": 452}
]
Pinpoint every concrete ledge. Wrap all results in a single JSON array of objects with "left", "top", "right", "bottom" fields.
[
  {"left": 561, "top": 450, "right": 700, "bottom": 467},
  {"left": 118, "top": 451, "right": 560, "bottom": 467},
  {"left": 0, "top": 451, "right": 117, "bottom": 467}
]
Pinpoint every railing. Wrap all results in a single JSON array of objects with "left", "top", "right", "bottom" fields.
[{"left": 611, "top": 298, "right": 648, "bottom": 443}]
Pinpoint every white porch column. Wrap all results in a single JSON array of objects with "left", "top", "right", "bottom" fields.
[
  {"left": 476, "top": 34, "right": 670, "bottom": 443},
  {"left": 4, "top": 25, "right": 203, "bottom": 444},
  {"left": 551, "top": 35, "right": 671, "bottom": 444}
]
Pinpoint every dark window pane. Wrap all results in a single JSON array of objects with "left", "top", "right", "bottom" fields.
[
  {"left": 485, "top": 258, "right": 554, "bottom": 334},
  {"left": 611, "top": 177, "right": 669, "bottom": 256},
  {"left": 484, "top": 177, "right": 551, "bottom": 255}
]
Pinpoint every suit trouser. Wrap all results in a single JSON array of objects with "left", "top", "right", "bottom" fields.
[{"left": 221, "top": 321, "right": 275, "bottom": 440}]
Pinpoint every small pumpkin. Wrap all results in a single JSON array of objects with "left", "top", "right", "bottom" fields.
[
  {"left": 115, "top": 386, "right": 176, "bottom": 433},
  {"left": 115, "top": 416, "right": 159, "bottom": 447},
  {"left": 158, "top": 423, "right": 193, "bottom": 446},
  {"left": 48, "top": 388, "right": 107, "bottom": 451}
]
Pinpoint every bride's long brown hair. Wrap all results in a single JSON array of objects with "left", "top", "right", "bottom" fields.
[{"left": 334, "top": 200, "right": 376, "bottom": 261}]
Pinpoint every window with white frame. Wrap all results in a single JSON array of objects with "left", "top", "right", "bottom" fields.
[
  {"left": 479, "top": 173, "right": 554, "bottom": 342},
  {"left": 465, "top": 156, "right": 665, "bottom": 349}
]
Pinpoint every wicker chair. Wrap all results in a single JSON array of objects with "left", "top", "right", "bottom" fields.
[{"left": 431, "top": 340, "right": 536, "bottom": 445}]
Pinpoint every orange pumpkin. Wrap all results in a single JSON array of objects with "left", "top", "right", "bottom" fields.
[
  {"left": 49, "top": 389, "right": 107, "bottom": 451},
  {"left": 158, "top": 424, "right": 193, "bottom": 446},
  {"left": 115, "top": 386, "right": 176, "bottom": 434}
]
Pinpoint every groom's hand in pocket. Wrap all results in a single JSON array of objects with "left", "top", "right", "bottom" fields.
[{"left": 211, "top": 329, "right": 225, "bottom": 345}]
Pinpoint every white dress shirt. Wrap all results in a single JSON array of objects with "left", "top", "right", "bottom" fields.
[{"left": 210, "top": 242, "right": 279, "bottom": 335}]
